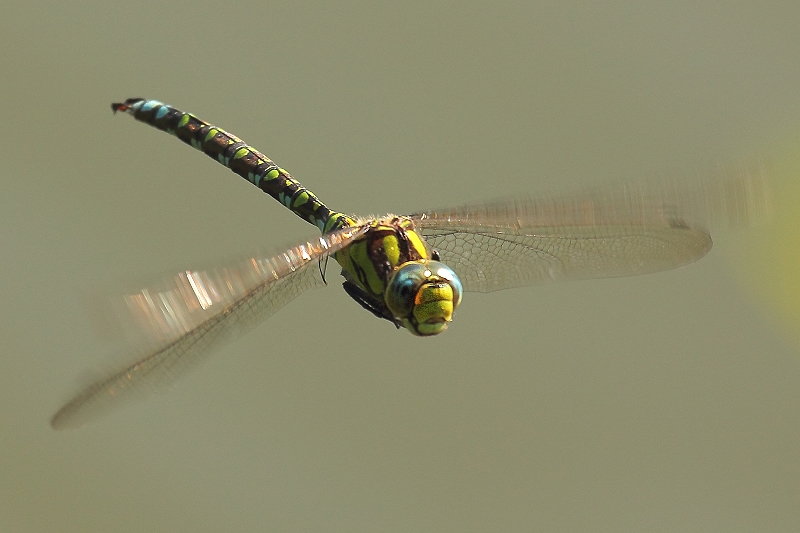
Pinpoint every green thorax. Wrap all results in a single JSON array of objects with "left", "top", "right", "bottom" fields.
[{"left": 334, "top": 216, "right": 432, "bottom": 321}]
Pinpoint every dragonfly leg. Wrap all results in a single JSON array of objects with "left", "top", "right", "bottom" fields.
[{"left": 342, "top": 280, "right": 400, "bottom": 327}]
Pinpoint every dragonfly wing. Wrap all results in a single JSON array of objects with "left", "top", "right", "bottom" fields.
[
  {"left": 419, "top": 224, "right": 711, "bottom": 292},
  {"left": 413, "top": 165, "right": 770, "bottom": 293},
  {"left": 51, "top": 225, "right": 368, "bottom": 429}
]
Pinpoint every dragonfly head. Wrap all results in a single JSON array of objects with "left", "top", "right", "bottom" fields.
[{"left": 385, "top": 260, "right": 463, "bottom": 336}]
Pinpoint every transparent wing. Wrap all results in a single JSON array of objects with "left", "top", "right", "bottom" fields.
[
  {"left": 51, "top": 225, "right": 369, "bottom": 429},
  {"left": 412, "top": 164, "right": 770, "bottom": 292}
]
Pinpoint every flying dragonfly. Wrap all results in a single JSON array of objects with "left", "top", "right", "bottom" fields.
[{"left": 50, "top": 98, "right": 770, "bottom": 429}]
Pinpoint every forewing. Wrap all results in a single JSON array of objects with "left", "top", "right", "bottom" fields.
[
  {"left": 413, "top": 164, "right": 770, "bottom": 292},
  {"left": 51, "top": 225, "right": 368, "bottom": 429}
]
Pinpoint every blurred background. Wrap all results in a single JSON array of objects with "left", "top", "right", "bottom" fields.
[{"left": 1, "top": 1, "right": 798, "bottom": 532}]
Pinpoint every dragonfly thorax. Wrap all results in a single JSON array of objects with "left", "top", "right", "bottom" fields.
[{"left": 334, "top": 216, "right": 463, "bottom": 336}]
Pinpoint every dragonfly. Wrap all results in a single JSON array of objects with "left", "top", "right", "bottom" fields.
[{"left": 50, "top": 98, "right": 769, "bottom": 429}]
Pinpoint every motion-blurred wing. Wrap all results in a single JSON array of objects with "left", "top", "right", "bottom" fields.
[
  {"left": 51, "top": 225, "right": 368, "bottom": 429},
  {"left": 412, "top": 165, "right": 770, "bottom": 292}
]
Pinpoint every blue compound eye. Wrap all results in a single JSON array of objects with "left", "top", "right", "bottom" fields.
[
  {"left": 385, "top": 262, "right": 428, "bottom": 319},
  {"left": 385, "top": 261, "right": 463, "bottom": 321}
]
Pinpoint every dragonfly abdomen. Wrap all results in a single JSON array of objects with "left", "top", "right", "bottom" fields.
[{"left": 111, "top": 98, "right": 354, "bottom": 233}]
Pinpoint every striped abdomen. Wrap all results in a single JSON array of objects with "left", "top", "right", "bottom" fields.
[{"left": 111, "top": 98, "right": 354, "bottom": 233}]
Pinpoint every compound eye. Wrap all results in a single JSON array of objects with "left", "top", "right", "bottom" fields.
[{"left": 385, "top": 262, "right": 429, "bottom": 319}]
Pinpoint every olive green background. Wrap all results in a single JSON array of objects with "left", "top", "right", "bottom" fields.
[{"left": 1, "top": 2, "right": 799, "bottom": 532}]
